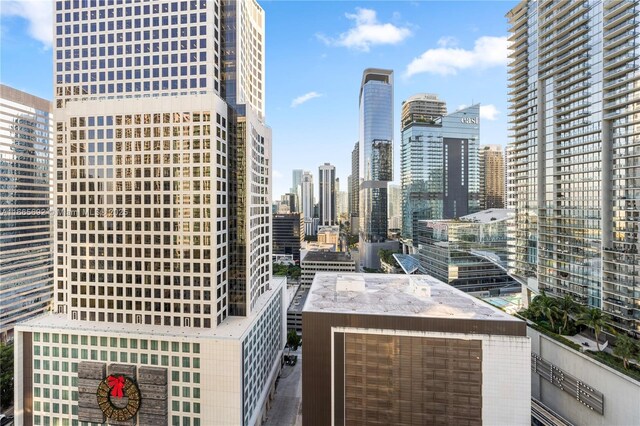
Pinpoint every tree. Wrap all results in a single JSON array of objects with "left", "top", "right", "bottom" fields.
[
  {"left": 556, "top": 295, "right": 579, "bottom": 335},
  {"left": 378, "top": 249, "right": 399, "bottom": 268},
  {"left": 0, "top": 342, "right": 13, "bottom": 410},
  {"left": 532, "top": 292, "right": 560, "bottom": 332},
  {"left": 613, "top": 334, "right": 639, "bottom": 370},
  {"left": 287, "top": 329, "right": 301, "bottom": 352},
  {"left": 577, "top": 308, "right": 614, "bottom": 351},
  {"left": 289, "top": 265, "right": 301, "bottom": 280}
]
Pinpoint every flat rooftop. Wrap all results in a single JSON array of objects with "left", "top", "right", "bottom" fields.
[
  {"left": 288, "top": 286, "right": 311, "bottom": 314},
  {"left": 302, "top": 251, "right": 353, "bottom": 263},
  {"left": 17, "top": 276, "right": 287, "bottom": 341},
  {"left": 460, "top": 209, "right": 513, "bottom": 223},
  {"left": 303, "top": 273, "right": 520, "bottom": 322}
]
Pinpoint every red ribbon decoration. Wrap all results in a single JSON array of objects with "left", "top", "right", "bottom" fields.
[{"left": 107, "top": 375, "right": 125, "bottom": 398}]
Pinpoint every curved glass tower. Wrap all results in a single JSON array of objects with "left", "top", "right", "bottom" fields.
[{"left": 359, "top": 69, "right": 395, "bottom": 269}]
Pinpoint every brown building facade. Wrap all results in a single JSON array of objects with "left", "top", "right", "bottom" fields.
[{"left": 302, "top": 273, "right": 530, "bottom": 426}]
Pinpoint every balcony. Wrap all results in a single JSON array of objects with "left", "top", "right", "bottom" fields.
[
  {"left": 603, "top": 52, "right": 638, "bottom": 70},
  {"left": 604, "top": 18, "right": 637, "bottom": 39},
  {"left": 603, "top": 62, "right": 639, "bottom": 79},
  {"left": 604, "top": 40, "right": 636, "bottom": 60}
]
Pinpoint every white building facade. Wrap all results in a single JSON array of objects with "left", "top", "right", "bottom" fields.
[{"left": 15, "top": 1, "right": 285, "bottom": 425}]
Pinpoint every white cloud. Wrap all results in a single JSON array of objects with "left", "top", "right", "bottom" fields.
[
  {"left": 437, "top": 36, "right": 458, "bottom": 48},
  {"left": 291, "top": 92, "right": 323, "bottom": 108},
  {"left": 480, "top": 104, "right": 500, "bottom": 121},
  {"left": 405, "top": 36, "right": 508, "bottom": 77},
  {"left": 457, "top": 104, "right": 500, "bottom": 121},
  {"left": 1, "top": 1, "right": 53, "bottom": 48},
  {"left": 317, "top": 8, "right": 412, "bottom": 52}
]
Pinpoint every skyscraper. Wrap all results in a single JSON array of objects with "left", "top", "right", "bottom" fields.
[
  {"left": 400, "top": 103, "right": 480, "bottom": 241},
  {"left": 388, "top": 183, "right": 402, "bottom": 231},
  {"left": 291, "top": 168, "right": 303, "bottom": 195},
  {"left": 350, "top": 141, "right": 359, "bottom": 235},
  {"left": 0, "top": 85, "right": 53, "bottom": 342},
  {"left": 479, "top": 145, "right": 506, "bottom": 209},
  {"left": 14, "top": 1, "right": 286, "bottom": 425},
  {"left": 318, "top": 163, "right": 336, "bottom": 226},
  {"left": 301, "top": 171, "right": 315, "bottom": 235},
  {"left": 507, "top": 0, "right": 640, "bottom": 334},
  {"left": 400, "top": 93, "right": 447, "bottom": 129},
  {"left": 359, "top": 69, "right": 396, "bottom": 269}
]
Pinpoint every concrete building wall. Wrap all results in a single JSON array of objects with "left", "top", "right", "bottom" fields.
[
  {"left": 529, "top": 328, "right": 640, "bottom": 426},
  {"left": 302, "top": 311, "right": 528, "bottom": 426}
]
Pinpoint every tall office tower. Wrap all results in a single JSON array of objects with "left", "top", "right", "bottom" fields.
[
  {"left": 14, "top": 1, "right": 286, "bottom": 425},
  {"left": 507, "top": 0, "right": 640, "bottom": 334},
  {"left": 281, "top": 192, "right": 298, "bottom": 213},
  {"left": 350, "top": 142, "right": 359, "bottom": 235},
  {"left": 359, "top": 69, "right": 397, "bottom": 269},
  {"left": 318, "top": 163, "right": 336, "bottom": 226},
  {"left": 346, "top": 175, "right": 353, "bottom": 221},
  {"left": 401, "top": 104, "right": 481, "bottom": 241},
  {"left": 388, "top": 183, "right": 402, "bottom": 231},
  {"left": 479, "top": 145, "right": 506, "bottom": 209},
  {"left": 301, "top": 171, "right": 315, "bottom": 235},
  {"left": 336, "top": 191, "right": 349, "bottom": 220},
  {"left": 400, "top": 93, "right": 447, "bottom": 129},
  {"left": 291, "top": 168, "right": 303, "bottom": 198},
  {"left": 0, "top": 85, "right": 53, "bottom": 342},
  {"left": 272, "top": 213, "right": 304, "bottom": 262}
]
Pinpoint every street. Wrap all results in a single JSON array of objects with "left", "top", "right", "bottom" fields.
[{"left": 264, "top": 348, "right": 302, "bottom": 426}]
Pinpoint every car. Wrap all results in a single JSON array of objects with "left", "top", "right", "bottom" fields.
[{"left": 0, "top": 415, "right": 15, "bottom": 426}]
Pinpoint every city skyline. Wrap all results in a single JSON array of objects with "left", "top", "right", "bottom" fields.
[{"left": 0, "top": 0, "right": 518, "bottom": 198}]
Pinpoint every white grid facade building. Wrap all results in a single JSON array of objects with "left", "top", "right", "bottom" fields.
[{"left": 15, "top": 1, "right": 283, "bottom": 425}]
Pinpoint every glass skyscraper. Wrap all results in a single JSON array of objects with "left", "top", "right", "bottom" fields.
[
  {"left": 359, "top": 69, "right": 396, "bottom": 269},
  {"left": 507, "top": 0, "right": 640, "bottom": 334},
  {"left": 401, "top": 104, "right": 481, "bottom": 241},
  {"left": 0, "top": 85, "right": 53, "bottom": 342},
  {"left": 14, "top": 1, "right": 286, "bottom": 425}
]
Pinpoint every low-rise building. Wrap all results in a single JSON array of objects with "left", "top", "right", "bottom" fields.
[
  {"left": 415, "top": 209, "right": 517, "bottom": 294},
  {"left": 317, "top": 225, "right": 340, "bottom": 250},
  {"left": 300, "top": 251, "right": 355, "bottom": 289},
  {"left": 302, "top": 272, "right": 531, "bottom": 426}
]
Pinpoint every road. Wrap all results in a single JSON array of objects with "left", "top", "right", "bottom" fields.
[{"left": 264, "top": 348, "right": 302, "bottom": 426}]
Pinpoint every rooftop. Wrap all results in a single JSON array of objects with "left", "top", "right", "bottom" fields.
[
  {"left": 288, "top": 286, "right": 311, "bottom": 314},
  {"left": 460, "top": 209, "right": 513, "bottom": 223},
  {"left": 302, "top": 251, "right": 354, "bottom": 263},
  {"left": 16, "top": 276, "right": 287, "bottom": 341},
  {"left": 303, "top": 272, "right": 520, "bottom": 322}
]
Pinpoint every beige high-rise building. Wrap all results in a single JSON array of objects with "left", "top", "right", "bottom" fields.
[
  {"left": 479, "top": 145, "right": 505, "bottom": 209},
  {"left": 14, "top": 1, "right": 286, "bottom": 425},
  {"left": 400, "top": 93, "right": 447, "bottom": 130}
]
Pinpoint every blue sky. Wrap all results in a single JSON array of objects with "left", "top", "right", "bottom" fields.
[{"left": 0, "top": 0, "right": 518, "bottom": 200}]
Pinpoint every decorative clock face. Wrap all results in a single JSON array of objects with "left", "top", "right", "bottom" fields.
[{"left": 96, "top": 375, "right": 141, "bottom": 421}]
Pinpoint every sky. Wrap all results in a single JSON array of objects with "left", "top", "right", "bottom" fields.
[{"left": 0, "top": 0, "right": 518, "bottom": 200}]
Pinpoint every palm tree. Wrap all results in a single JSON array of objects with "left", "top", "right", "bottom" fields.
[
  {"left": 535, "top": 292, "right": 560, "bottom": 332},
  {"left": 577, "top": 308, "right": 614, "bottom": 351},
  {"left": 613, "top": 334, "right": 639, "bottom": 370},
  {"left": 556, "top": 295, "right": 578, "bottom": 335}
]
